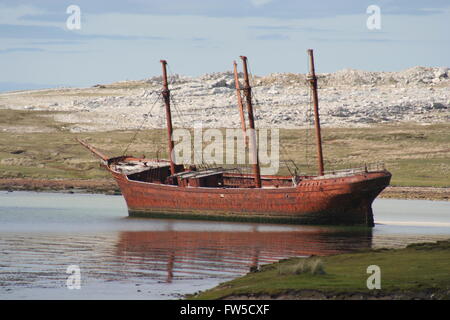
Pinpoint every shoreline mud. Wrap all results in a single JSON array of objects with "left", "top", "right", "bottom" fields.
[
  {"left": 0, "top": 178, "right": 120, "bottom": 195},
  {"left": 0, "top": 178, "right": 448, "bottom": 201}
]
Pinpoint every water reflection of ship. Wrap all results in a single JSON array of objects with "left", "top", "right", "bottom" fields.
[{"left": 116, "top": 222, "right": 373, "bottom": 283}]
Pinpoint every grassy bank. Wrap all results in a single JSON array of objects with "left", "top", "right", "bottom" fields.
[
  {"left": 0, "top": 109, "right": 449, "bottom": 189},
  {"left": 189, "top": 240, "right": 450, "bottom": 300}
]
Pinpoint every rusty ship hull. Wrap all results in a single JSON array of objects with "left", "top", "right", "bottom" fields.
[{"left": 108, "top": 164, "right": 391, "bottom": 227}]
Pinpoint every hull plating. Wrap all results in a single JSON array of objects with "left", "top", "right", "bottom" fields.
[{"left": 110, "top": 169, "right": 391, "bottom": 227}]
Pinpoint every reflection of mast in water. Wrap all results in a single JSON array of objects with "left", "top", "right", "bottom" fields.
[
  {"left": 250, "top": 225, "right": 260, "bottom": 272},
  {"left": 250, "top": 247, "right": 261, "bottom": 273},
  {"left": 166, "top": 250, "right": 174, "bottom": 283},
  {"left": 166, "top": 222, "right": 175, "bottom": 283},
  {"left": 116, "top": 223, "right": 373, "bottom": 282}
]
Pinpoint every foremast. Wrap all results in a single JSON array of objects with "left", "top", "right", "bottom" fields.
[
  {"left": 307, "top": 49, "right": 325, "bottom": 176},
  {"left": 160, "top": 60, "right": 176, "bottom": 176}
]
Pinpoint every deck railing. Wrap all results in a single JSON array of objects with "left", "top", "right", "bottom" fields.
[{"left": 318, "top": 162, "right": 386, "bottom": 178}]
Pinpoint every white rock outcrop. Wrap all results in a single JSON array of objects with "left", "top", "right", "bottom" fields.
[{"left": 0, "top": 66, "right": 448, "bottom": 132}]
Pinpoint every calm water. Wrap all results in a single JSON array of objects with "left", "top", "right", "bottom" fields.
[{"left": 0, "top": 191, "right": 449, "bottom": 300}]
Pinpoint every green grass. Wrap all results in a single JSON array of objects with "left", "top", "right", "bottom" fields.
[
  {"left": 190, "top": 240, "right": 450, "bottom": 299},
  {"left": 387, "top": 158, "right": 450, "bottom": 187},
  {"left": 0, "top": 109, "right": 449, "bottom": 187}
]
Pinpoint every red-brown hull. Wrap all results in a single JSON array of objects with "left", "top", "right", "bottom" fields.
[{"left": 110, "top": 168, "right": 391, "bottom": 227}]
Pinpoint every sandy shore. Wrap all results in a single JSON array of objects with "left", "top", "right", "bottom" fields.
[
  {"left": 379, "top": 186, "right": 449, "bottom": 201},
  {"left": 0, "top": 178, "right": 448, "bottom": 201}
]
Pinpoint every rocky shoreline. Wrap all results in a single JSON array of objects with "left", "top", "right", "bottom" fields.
[{"left": 0, "top": 178, "right": 448, "bottom": 201}]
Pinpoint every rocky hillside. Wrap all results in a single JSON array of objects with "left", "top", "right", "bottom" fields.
[{"left": 0, "top": 66, "right": 448, "bottom": 132}]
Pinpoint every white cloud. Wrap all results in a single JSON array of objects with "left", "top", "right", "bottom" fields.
[
  {"left": 0, "top": 5, "right": 449, "bottom": 87},
  {"left": 250, "top": 0, "right": 273, "bottom": 8},
  {"left": 0, "top": 4, "right": 49, "bottom": 26}
]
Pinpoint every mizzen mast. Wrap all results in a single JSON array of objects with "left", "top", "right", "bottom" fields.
[
  {"left": 306, "top": 49, "right": 325, "bottom": 176},
  {"left": 240, "top": 56, "right": 262, "bottom": 188},
  {"left": 160, "top": 60, "right": 176, "bottom": 176}
]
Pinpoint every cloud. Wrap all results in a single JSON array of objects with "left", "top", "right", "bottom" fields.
[
  {"left": 250, "top": 0, "right": 273, "bottom": 7},
  {"left": 30, "top": 40, "right": 84, "bottom": 45},
  {"left": 248, "top": 25, "right": 294, "bottom": 31},
  {"left": 1, "top": 0, "right": 448, "bottom": 20},
  {"left": 19, "top": 13, "right": 67, "bottom": 22},
  {"left": 254, "top": 33, "right": 289, "bottom": 40},
  {"left": 248, "top": 25, "right": 331, "bottom": 32},
  {"left": 309, "top": 37, "right": 395, "bottom": 43},
  {"left": 0, "top": 46, "right": 89, "bottom": 56},
  {"left": 0, "top": 1, "right": 448, "bottom": 89},
  {"left": 0, "top": 47, "right": 45, "bottom": 54},
  {"left": 0, "top": 24, "right": 168, "bottom": 41}
]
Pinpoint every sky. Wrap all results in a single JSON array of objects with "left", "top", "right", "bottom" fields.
[{"left": 0, "top": 0, "right": 449, "bottom": 91}]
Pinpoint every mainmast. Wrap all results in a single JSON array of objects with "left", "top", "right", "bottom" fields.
[
  {"left": 233, "top": 61, "right": 247, "bottom": 140},
  {"left": 160, "top": 60, "right": 176, "bottom": 176},
  {"left": 306, "top": 49, "right": 325, "bottom": 176},
  {"left": 240, "top": 56, "right": 262, "bottom": 188}
]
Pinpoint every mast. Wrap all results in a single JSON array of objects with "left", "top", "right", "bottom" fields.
[
  {"left": 233, "top": 61, "right": 247, "bottom": 135},
  {"left": 233, "top": 61, "right": 247, "bottom": 140},
  {"left": 306, "top": 49, "right": 325, "bottom": 176},
  {"left": 160, "top": 60, "right": 176, "bottom": 176},
  {"left": 240, "top": 56, "right": 262, "bottom": 188}
]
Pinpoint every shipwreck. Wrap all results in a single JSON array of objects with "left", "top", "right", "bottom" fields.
[{"left": 78, "top": 50, "right": 391, "bottom": 226}]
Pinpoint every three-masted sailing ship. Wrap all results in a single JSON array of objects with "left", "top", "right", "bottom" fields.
[{"left": 78, "top": 50, "right": 391, "bottom": 227}]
